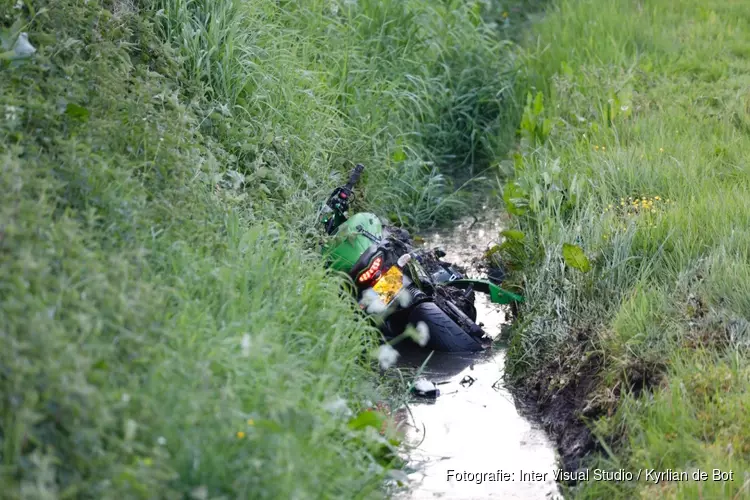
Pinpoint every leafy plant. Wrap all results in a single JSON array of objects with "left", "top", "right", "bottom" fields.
[
  {"left": 519, "top": 91, "right": 552, "bottom": 146},
  {"left": 502, "top": 181, "right": 529, "bottom": 215},
  {"left": 562, "top": 243, "right": 591, "bottom": 273},
  {"left": 0, "top": 0, "right": 532, "bottom": 496}
]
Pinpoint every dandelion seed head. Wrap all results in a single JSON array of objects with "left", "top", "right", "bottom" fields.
[
  {"left": 360, "top": 288, "right": 387, "bottom": 314},
  {"left": 397, "top": 291, "right": 412, "bottom": 308},
  {"left": 376, "top": 344, "right": 399, "bottom": 370},
  {"left": 414, "top": 321, "right": 430, "bottom": 347},
  {"left": 323, "top": 397, "right": 352, "bottom": 417}
]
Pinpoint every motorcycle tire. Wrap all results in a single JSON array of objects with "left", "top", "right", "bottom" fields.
[{"left": 408, "top": 302, "right": 484, "bottom": 353}]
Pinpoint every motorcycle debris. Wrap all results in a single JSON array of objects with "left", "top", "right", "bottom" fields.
[{"left": 411, "top": 379, "right": 439, "bottom": 399}]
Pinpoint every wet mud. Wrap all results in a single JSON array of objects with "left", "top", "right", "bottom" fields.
[{"left": 512, "top": 337, "right": 604, "bottom": 475}]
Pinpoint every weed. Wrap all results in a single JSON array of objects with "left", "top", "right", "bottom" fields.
[
  {"left": 0, "top": 0, "right": 521, "bottom": 497},
  {"left": 503, "top": 0, "right": 750, "bottom": 497}
]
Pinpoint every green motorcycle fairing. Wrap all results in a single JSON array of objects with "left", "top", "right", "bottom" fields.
[
  {"left": 321, "top": 211, "right": 525, "bottom": 305},
  {"left": 322, "top": 212, "right": 383, "bottom": 273},
  {"left": 447, "top": 279, "right": 525, "bottom": 305}
]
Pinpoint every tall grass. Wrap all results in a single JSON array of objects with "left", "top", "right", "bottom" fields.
[
  {"left": 502, "top": 0, "right": 750, "bottom": 497},
  {"left": 142, "top": 0, "right": 522, "bottom": 226},
  {"left": 0, "top": 0, "right": 521, "bottom": 497}
]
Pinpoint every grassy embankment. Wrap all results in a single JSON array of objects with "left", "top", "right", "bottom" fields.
[
  {"left": 1, "top": 0, "right": 519, "bottom": 497},
  {"left": 501, "top": 0, "right": 750, "bottom": 498}
]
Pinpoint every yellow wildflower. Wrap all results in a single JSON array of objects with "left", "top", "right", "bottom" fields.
[
  {"left": 237, "top": 431, "right": 246, "bottom": 439},
  {"left": 602, "top": 146, "right": 606, "bottom": 151},
  {"left": 594, "top": 145, "right": 599, "bottom": 150},
  {"left": 655, "top": 196, "right": 661, "bottom": 200},
  {"left": 247, "top": 419, "right": 255, "bottom": 426},
  {"left": 620, "top": 201, "right": 625, "bottom": 206},
  {"left": 659, "top": 147, "right": 664, "bottom": 152},
  {"left": 502, "top": 11, "right": 509, "bottom": 18}
]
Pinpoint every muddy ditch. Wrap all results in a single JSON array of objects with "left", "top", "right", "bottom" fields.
[
  {"left": 508, "top": 326, "right": 669, "bottom": 480},
  {"left": 508, "top": 332, "right": 606, "bottom": 476},
  {"left": 390, "top": 210, "right": 564, "bottom": 500}
]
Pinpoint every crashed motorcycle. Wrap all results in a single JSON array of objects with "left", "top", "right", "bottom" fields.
[{"left": 319, "top": 163, "right": 523, "bottom": 352}]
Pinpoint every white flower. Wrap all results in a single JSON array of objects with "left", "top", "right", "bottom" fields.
[
  {"left": 397, "top": 290, "right": 412, "bottom": 308},
  {"left": 121, "top": 393, "right": 131, "bottom": 403},
  {"left": 360, "top": 288, "right": 387, "bottom": 314},
  {"left": 13, "top": 33, "right": 36, "bottom": 58},
  {"left": 323, "top": 397, "right": 352, "bottom": 417},
  {"left": 367, "top": 300, "right": 386, "bottom": 314},
  {"left": 4, "top": 106, "right": 19, "bottom": 121},
  {"left": 240, "top": 334, "right": 251, "bottom": 357},
  {"left": 157, "top": 436, "right": 167, "bottom": 446},
  {"left": 376, "top": 344, "right": 399, "bottom": 370},
  {"left": 413, "top": 321, "right": 430, "bottom": 347}
]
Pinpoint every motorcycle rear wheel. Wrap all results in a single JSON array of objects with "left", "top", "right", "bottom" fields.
[{"left": 408, "top": 302, "right": 484, "bottom": 353}]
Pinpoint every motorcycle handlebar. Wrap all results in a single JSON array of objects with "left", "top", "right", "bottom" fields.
[{"left": 345, "top": 164, "right": 365, "bottom": 190}]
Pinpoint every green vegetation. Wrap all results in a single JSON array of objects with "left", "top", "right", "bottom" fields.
[
  {"left": 502, "top": 0, "right": 750, "bottom": 497},
  {"left": 0, "top": 0, "right": 522, "bottom": 497},
  {"left": 13, "top": 0, "right": 749, "bottom": 497}
]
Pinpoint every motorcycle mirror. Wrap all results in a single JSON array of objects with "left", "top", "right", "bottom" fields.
[{"left": 397, "top": 253, "right": 412, "bottom": 267}]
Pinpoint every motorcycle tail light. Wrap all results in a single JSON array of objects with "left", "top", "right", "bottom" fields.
[{"left": 357, "top": 255, "right": 383, "bottom": 283}]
